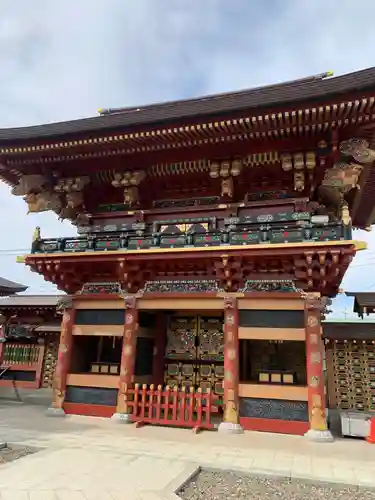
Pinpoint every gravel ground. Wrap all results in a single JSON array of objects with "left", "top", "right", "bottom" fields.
[
  {"left": 0, "top": 444, "right": 39, "bottom": 464},
  {"left": 178, "top": 469, "right": 375, "bottom": 500}
]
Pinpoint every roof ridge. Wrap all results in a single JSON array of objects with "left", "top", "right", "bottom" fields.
[{"left": 98, "top": 71, "right": 335, "bottom": 116}]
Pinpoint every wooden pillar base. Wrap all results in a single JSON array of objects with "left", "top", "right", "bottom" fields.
[
  {"left": 46, "top": 407, "right": 66, "bottom": 418},
  {"left": 304, "top": 429, "right": 334, "bottom": 442},
  {"left": 218, "top": 421, "right": 244, "bottom": 434},
  {"left": 111, "top": 412, "right": 132, "bottom": 424}
]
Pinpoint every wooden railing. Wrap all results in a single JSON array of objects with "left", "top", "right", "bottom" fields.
[
  {"left": 126, "top": 384, "right": 216, "bottom": 432},
  {"left": 3, "top": 344, "right": 42, "bottom": 366},
  {"left": 32, "top": 218, "right": 352, "bottom": 254}
]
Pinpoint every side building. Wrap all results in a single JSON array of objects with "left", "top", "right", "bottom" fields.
[
  {"left": 324, "top": 293, "right": 375, "bottom": 418},
  {"left": 0, "top": 296, "right": 62, "bottom": 390},
  {"left": 2, "top": 68, "right": 375, "bottom": 439}
]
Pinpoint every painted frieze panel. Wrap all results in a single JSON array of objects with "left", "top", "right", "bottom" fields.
[{"left": 239, "top": 397, "right": 309, "bottom": 421}]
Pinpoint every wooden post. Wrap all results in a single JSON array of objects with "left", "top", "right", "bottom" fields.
[
  {"left": 152, "top": 312, "right": 166, "bottom": 386},
  {"left": 112, "top": 295, "right": 138, "bottom": 423},
  {"left": 47, "top": 297, "right": 75, "bottom": 416},
  {"left": 304, "top": 294, "right": 333, "bottom": 441},
  {"left": 218, "top": 296, "right": 243, "bottom": 434}
]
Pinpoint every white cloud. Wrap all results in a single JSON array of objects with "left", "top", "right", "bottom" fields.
[{"left": 1, "top": 0, "right": 375, "bottom": 303}]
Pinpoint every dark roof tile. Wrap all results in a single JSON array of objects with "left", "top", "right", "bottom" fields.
[{"left": 1, "top": 68, "right": 375, "bottom": 142}]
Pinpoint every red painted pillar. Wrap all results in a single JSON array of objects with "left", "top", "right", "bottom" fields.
[
  {"left": 152, "top": 313, "right": 166, "bottom": 386},
  {"left": 0, "top": 324, "right": 6, "bottom": 366},
  {"left": 47, "top": 299, "right": 75, "bottom": 416},
  {"left": 218, "top": 296, "right": 243, "bottom": 434},
  {"left": 304, "top": 294, "right": 333, "bottom": 441},
  {"left": 112, "top": 296, "right": 138, "bottom": 422}
]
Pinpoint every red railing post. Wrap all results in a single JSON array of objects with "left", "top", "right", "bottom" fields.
[
  {"left": 172, "top": 386, "right": 178, "bottom": 422},
  {"left": 204, "top": 389, "right": 212, "bottom": 428},
  {"left": 148, "top": 384, "right": 155, "bottom": 419},
  {"left": 164, "top": 386, "right": 170, "bottom": 422},
  {"left": 188, "top": 387, "right": 194, "bottom": 424},
  {"left": 156, "top": 384, "right": 162, "bottom": 421},
  {"left": 140, "top": 384, "right": 147, "bottom": 420},
  {"left": 133, "top": 383, "right": 139, "bottom": 418},
  {"left": 180, "top": 386, "right": 187, "bottom": 424},
  {"left": 196, "top": 388, "right": 203, "bottom": 428}
]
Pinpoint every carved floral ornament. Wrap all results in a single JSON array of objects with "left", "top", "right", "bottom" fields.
[{"left": 55, "top": 296, "right": 73, "bottom": 313}]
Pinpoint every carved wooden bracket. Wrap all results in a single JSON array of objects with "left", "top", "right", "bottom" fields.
[{"left": 223, "top": 296, "right": 237, "bottom": 310}]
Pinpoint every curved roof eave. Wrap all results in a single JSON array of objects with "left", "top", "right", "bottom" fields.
[{"left": 1, "top": 67, "right": 375, "bottom": 142}]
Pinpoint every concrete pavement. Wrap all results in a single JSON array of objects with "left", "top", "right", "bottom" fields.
[{"left": 0, "top": 402, "right": 374, "bottom": 499}]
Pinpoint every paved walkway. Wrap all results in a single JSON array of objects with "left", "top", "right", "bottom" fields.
[{"left": 0, "top": 402, "right": 374, "bottom": 499}]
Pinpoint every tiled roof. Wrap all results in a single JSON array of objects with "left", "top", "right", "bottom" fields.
[
  {"left": 0, "top": 277, "right": 27, "bottom": 295},
  {"left": 0, "top": 295, "right": 63, "bottom": 309},
  {"left": 1, "top": 68, "right": 375, "bottom": 141}
]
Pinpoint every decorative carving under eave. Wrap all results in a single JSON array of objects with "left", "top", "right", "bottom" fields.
[
  {"left": 65, "top": 191, "right": 84, "bottom": 209},
  {"left": 301, "top": 292, "right": 332, "bottom": 314},
  {"left": 341, "top": 202, "right": 351, "bottom": 226},
  {"left": 339, "top": 138, "right": 375, "bottom": 164},
  {"left": 56, "top": 296, "right": 73, "bottom": 313},
  {"left": 323, "top": 161, "right": 363, "bottom": 193},
  {"left": 53, "top": 176, "right": 90, "bottom": 193},
  {"left": 140, "top": 279, "right": 223, "bottom": 294},
  {"left": 214, "top": 256, "right": 243, "bottom": 292},
  {"left": 112, "top": 170, "right": 146, "bottom": 206},
  {"left": 209, "top": 160, "right": 242, "bottom": 198},
  {"left": 240, "top": 280, "right": 298, "bottom": 293},
  {"left": 122, "top": 295, "right": 137, "bottom": 310},
  {"left": 294, "top": 171, "right": 305, "bottom": 192},
  {"left": 78, "top": 282, "right": 124, "bottom": 295},
  {"left": 223, "top": 296, "right": 236, "bottom": 310},
  {"left": 281, "top": 152, "right": 316, "bottom": 192},
  {"left": 24, "top": 191, "right": 63, "bottom": 214},
  {"left": 11, "top": 175, "right": 48, "bottom": 196}
]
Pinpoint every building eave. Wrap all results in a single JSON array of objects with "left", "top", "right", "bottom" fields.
[{"left": 1, "top": 67, "right": 375, "bottom": 144}]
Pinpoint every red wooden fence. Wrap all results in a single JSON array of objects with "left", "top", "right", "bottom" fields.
[
  {"left": 125, "top": 384, "right": 215, "bottom": 432},
  {"left": 0, "top": 343, "right": 45, "bottom": 388}
]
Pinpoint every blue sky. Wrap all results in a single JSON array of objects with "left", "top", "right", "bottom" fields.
[{"left": 0, "top": 0, "right": 375, "bottom": 316}]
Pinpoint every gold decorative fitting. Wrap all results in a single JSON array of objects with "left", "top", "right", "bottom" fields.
[
  {"left": 111, "top": 170, "right": 146, "bottom": 187},
  {"left": 294, "top": 171, "right": 305, "bottom": 191},
  {"left": 341, "top": 202, "right": 351, "bottom": 226},
  {"left": 293, "top": 153, "right": 304, "bottom": 170},
  {"left": 231, "top": 159, "right": 242, "bottom": 176},
  {"left": 221, "top": 177, "right": 234, "bottom": 198},
  {"left": 281, "top": 154, "right": 292, "bottom": 171},
  {"left": 305, "top": 151, "right": 316, "bottom": 170},
  {"left": 209, "top": 163, "right": 220, "bottom": 178},
  {"left": 209, "top": 160, "right": 242, "bottom": 179}
]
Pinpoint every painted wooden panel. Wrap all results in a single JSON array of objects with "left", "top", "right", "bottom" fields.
[
  {"left": 239, "top": 310, "right": 304, "bottom": 328},
  {"left": 238, "top": 327, "right": 305, "bottom": 341},
  {"left": 239, "top": 383, "right": 308, "bottom": 401},
  {"left": 75, "top": 309, "right": 125, "bottom": 325},
  {"left": 239, "top": 397, "right": 309, "bottom": 421},
  {"left": 65, "top": 385, "right": 118, "bottom": 406}
]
